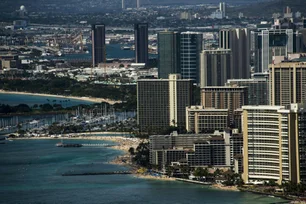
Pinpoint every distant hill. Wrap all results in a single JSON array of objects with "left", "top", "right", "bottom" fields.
[
  {"left": 230, "top": 0, "right": 306, "bottom": 18},
  {"left": 1, "top": 0, "right": 270, "bottom": 13},
  {"left": 143, "top": 0, "right": 264, "bottom": 5}
]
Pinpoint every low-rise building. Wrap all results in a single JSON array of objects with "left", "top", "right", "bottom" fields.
[
  {"left": 149, "top": 130, "right": 243, "bottom": 170},
  {"left": 186, "top": 106, "right": 229, "bottom": 134}
]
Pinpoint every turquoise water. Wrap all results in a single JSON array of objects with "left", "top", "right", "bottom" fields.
[
  {"left": 0, "top": 93, "right": 93, "bottom": 107},
  {"left": 0, "top": 139, "right": 289, "bottom": 204}
]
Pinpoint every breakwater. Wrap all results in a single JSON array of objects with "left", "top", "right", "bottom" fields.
[{"left": 62, "top": 171, "right": 132, "bottom": 176}]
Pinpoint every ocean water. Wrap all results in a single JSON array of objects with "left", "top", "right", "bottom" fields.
[
  {"left": 38, "top": 44, "right": 157, "bottom": 61},
  {"left": 0, "top": 139, "right": 289, "bottom": 204},
  {"left": 0, "top": 93, "right": 93, "bottom": 107}
]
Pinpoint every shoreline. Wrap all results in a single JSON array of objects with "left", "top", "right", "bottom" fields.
[
  {"left": 7, "top": 136, "right": 248, "bottom": 191},
  {"left": 211, "top": 183, "right": 239, "bottom": 192},
  {"left": 11, "top": 135, "right": 140, "bottom": 152},
  {"left": 0, "top": 89, "right": 121, "bottom": 105},
  {"left": 10, "top": 135, "right": 176, "bottom": 182},
  {"left": 7, "top": 135, "right": 291, "bottom": 200}
]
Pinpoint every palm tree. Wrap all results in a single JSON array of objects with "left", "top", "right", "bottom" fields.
[{"left": 179, "top": 165, "right": 190, "bottom": 178}]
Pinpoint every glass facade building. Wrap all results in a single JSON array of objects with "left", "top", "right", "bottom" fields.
[
  {"left": 251, "top": 29, "right": 302, "bottom": 73},
  {"left": 91, "top": 24, "right": 106, "bottom": 67},
  {"left": 180, "top": 32, "right": 203, "bottom": 83},
  {"left": 134, "top": 23, "right": 148, "bottom": 64},
  {"left": 158, "top": 31, "right": 181, "bottom": 79}
]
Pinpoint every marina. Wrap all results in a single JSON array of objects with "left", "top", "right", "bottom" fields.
[{"left": 0, "top": 93, "right": 136, "bottom": 136}]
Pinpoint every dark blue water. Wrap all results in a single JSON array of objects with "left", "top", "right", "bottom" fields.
[
  {"left": 0, "top": 139, "right": 289, "bottom": 204},
  {"left": 0, "top": 93, "right": 93, "bottom": 107},
  {"left": 38, "top": 44, "right": 157, "bottom": 61}
]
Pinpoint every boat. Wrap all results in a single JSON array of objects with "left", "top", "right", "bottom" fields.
[
  {"left": 121, "top": 46, "right": 132, "bottom": 50},
  {"left": 56, "top": 51, "right": 64, "bottom": 57}
]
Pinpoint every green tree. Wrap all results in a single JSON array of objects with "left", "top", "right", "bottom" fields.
[
  {"left": 166, "top": 166, "right": 175, "bottom": 177},
  {"left": 193, "top": 167, "right": 208, "bottom": 178},
  {"left": 133, "top": 142, "right": 150, "bottom": 167},
  {"left": 214, "top": 168, "right": 222, "bottom": 177},
  {"left": 15, "top": 104, "right": 31, "bottom": 113},
  {"left": 179, "top": 165, "right": 190, "bottom": 178},
  {"left": 128, "top": 147, "right": 135, "bottom": 155},
  {"left": 41, "top": 104, "right": 53, "bottom": 112}
]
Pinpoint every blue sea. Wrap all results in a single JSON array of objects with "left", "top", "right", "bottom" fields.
[
  {"left": 0, "top": 93, "right": 93, "bottom": 107},
  {"left": 37, "top": 44, "right": 157, "bottom": 61},
  {"left": 0, "top": 139, "right": 289, "bottom": 204}
]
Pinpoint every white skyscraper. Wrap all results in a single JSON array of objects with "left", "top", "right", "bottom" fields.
[
  {"left": 219, "top": 2, "right": 226, "bottom": 17},
  {"left": 137, "top": 0, "right": 140, "bottom": 8}
]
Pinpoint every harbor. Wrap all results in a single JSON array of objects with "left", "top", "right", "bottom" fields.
[{"left": 0, "top": 93, "right": 136, "bottom": 136}]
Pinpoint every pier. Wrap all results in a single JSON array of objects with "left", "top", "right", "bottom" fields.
[
  {"left": 81, "top": 143, "right": 114, "bottom": 147},
  {"left": 62, "top": 171, "right": 132, "bottom": 176}
]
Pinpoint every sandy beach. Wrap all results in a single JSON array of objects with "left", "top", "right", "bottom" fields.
[
  {"left": 0, "top": 89, "right": 121, "bottom": 105},
  {"left": 135, "top": 174, "right": 177, "bottom": 181},
  {"left": 211, "top": 183, "right": 240, "bottom": 191},
  {"left": 11, "top": 135, "right": 142, "bottom": 152}
]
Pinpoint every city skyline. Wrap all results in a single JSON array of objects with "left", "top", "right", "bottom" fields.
[{"left": 2, "top": 1, "right": 306, "bottom": 201}]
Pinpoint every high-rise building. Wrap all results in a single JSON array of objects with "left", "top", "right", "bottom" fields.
[
  {"left": 269, "top": 61, "right": 306, "bottom": 106},
  {"left": 180, "top": 32, "right": 203, "bottom": 83},
  {"left": 219, "top": 2, "right": 226, "bottom": 17},
  {"left": 122, "top": 0, "right": 125, "bottom": 9},
  {"left": 242, "top": 104, "right": 306, "bottom": 184},
  {"left": 180, "top": 12, "right": 192, "bottom": 20},
  {"left": 226, "top": 76, "right": 269, "bottom": 105},
  {"left": 210, "top": 2, "right": 226, "bottom": 19},
  {"left": 290, "top": 104, "right": 306, "bottom": 184},
  {"left": 201, "top": 86, "right": 248, "bottom": 123},
  {"left": 158, "top": 31, "right": 181, "bottom": 79},
  {"left": 91, "top": 24, "right": 106, "bottom": 67},
  {"left": 134, "top": 23, "right": 148, "bottom": 64},
  {"left": 136, "top": 0, "right": 140, "bottom": 8},
  {"left": 137, "top": 74, "right": 193, "bottom": 132},
  {"left": 251, "top": 29, "right": 303, "bottom": 73},
  {"left": 219, "top": 28, "right": 250, "bottom": 79},
  {"left": 200, "top": 49, "right": 231, "bottom": 87}
]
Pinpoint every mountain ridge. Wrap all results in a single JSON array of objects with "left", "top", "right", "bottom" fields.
[{"left": 231, "top": 0, "right": 306, "bottom": 17}]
